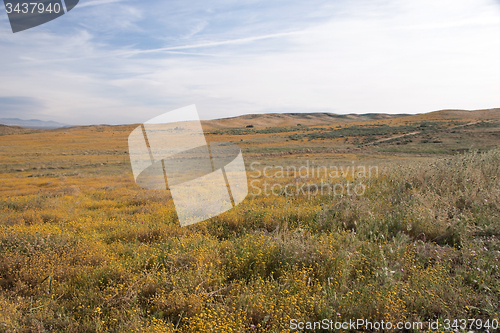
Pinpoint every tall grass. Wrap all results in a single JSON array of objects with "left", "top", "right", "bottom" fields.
[{"left": 0, "top": 149, "right": 499, "bottom": 332}]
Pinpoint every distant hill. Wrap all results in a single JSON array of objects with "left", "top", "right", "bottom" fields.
[
  {"left": 0, "top": 118, "right": 68, "bottom": 129},
  {"left": 201, "top": 112, "right": 411, "bottom": 130},
  {"left": 200, "top": 109, "right": 500, "bottom": 130},
  {"left": 0, "top": 124, "right": 44, "bottom": 135},
  {"left": 408, "top": 108, "right": 500, "bottom": 121}
]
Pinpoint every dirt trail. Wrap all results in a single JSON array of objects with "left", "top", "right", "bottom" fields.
[{"left": 370, "top": 131, "right": 420, "bottom": 144}]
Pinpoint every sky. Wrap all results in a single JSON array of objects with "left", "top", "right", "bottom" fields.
[{"left": 0, "top": 0, "right": 500, "bottom": 125}]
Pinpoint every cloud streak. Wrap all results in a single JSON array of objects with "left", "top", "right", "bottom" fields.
[
  {"left": 76, "top": 0, "right": 124, "bottom": 8},
  {"left": 115, "top": 30, "right": 303, "bottom": 56}
]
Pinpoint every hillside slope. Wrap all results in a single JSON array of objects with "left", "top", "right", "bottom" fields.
[{"left": 201, "top": 112, "right": 411, "bottom": 130}]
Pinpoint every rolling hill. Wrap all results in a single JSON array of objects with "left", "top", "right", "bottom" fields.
[{"left": 200, "top": 112, "right": 411, "bottom": 130}]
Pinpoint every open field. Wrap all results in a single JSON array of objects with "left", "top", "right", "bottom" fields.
[{"left": 0, "top": 109, "right": 500, "bottom": 332}]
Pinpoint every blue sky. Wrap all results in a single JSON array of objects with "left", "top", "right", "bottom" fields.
[{"left": 0, "top": 0, "right": 500, "bottom": 125}]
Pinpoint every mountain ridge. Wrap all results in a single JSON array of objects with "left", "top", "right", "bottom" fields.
[
  {"left": 0, "top": 118, "right": 69, "bottom": 129},
  {"left": 1, "top": 108, "right": 499, "bottom": 131}
]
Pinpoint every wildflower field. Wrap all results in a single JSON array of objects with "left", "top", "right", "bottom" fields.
[{"left": 0, "top": 111, "right": 499, "bottom": 332}]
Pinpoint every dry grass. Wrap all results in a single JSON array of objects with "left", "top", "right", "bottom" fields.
[{"left": 0, "top": 113, "right": 499, "bottom": 332}]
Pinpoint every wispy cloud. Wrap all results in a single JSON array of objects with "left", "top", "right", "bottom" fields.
[
  {"left": 0, "top": 96, "right": 45, "bottom": 118},
  {"left": 182, "top": 21, "right": 208, "bottom": 39},
  {"left": 8, "top": 29, "right": 302, "bottom": 63},
  {"left": 77, "top": 0, "right": 124, "bottom": 8},
  {"left": 116, "top": 30, "right": 303, "bottom": 56}
]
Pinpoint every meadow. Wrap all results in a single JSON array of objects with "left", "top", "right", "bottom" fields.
[{"left": 0, "top": 109, "right": 499, "bottom": 332}]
